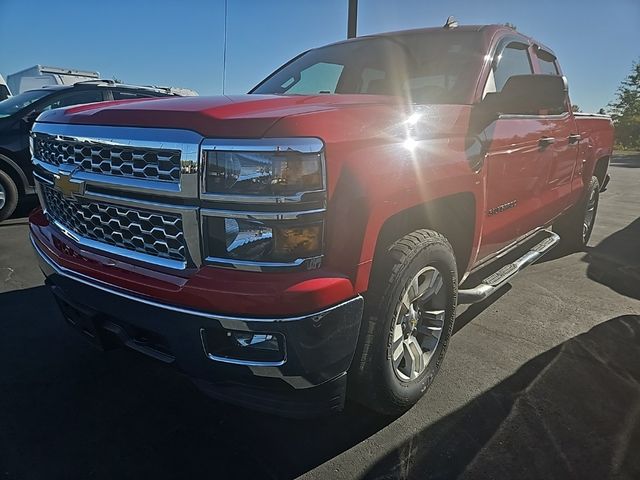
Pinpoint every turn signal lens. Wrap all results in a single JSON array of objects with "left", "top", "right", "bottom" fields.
[
  {"left": 274, "top": 224, "right": 322, "bottom": 258},
  {"left": 204, "top": 216, "right": 323, "bottom": 264}
]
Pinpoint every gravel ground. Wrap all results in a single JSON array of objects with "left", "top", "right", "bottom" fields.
[{"left": 0, "top": 154, "right": 639, "bottom": 480}]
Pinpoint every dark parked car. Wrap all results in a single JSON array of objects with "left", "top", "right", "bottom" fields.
[{"left": 0, "top": 80, "right": 191, "bottom": 220}]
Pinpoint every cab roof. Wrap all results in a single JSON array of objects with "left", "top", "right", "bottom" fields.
[{"left": 323, "top": 24, "right": 557, "bottom": 57}]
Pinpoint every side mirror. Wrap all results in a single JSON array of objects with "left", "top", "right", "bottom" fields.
[{"left": 483, "top": 74, "right": 568, "bottom": 116}]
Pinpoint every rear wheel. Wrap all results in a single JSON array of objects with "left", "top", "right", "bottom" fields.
[
  {"left": 554, "top": 176, "right": 600, "bottom": 251},
  {"left": 0, "top": 169, "right": 19, "bottom": 222},
  {"left": 350, "top": 229, "right": 458, "bottom": 415}
]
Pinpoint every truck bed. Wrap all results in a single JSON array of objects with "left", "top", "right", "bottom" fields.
[{"left": 574, "top": 112, "right": 615, "bottom": 167}]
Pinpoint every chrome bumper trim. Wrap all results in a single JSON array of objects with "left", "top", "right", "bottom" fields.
[{"left": 31, "top": 232, "right": 362, "bottom": 324}]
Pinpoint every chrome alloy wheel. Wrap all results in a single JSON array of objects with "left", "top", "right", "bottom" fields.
[
  {"left": 391, "top": 266, "right": 447, "bottom": 382},
  {"left": 0, "top": 182, "right": 5, "bottom": 210},
  {"left": 583, "top": 187, "right": 598, "bottom": 242}
]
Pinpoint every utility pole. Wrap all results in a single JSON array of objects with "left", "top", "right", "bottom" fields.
[
  {"left": 347, "top": 0, "right": 358, "bottom": 38},
  {"left": 222, "top": 0, "right": 228, "bottom": 94}
]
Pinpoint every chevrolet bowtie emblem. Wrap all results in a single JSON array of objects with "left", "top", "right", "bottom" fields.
[{"left": 53, "top": 169, "right": 85, "bottom": 198}]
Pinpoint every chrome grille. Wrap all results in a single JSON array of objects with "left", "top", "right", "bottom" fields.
[
  {"left": 42, "top": 185, "right": 186, "bottom": 262},
  {"left": 33, "top": 134, "right": 181, "bottom": 182}
]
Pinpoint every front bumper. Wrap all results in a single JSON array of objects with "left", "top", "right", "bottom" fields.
[{"left": 32, "top": 234, "right": 364, "bottom": 417}]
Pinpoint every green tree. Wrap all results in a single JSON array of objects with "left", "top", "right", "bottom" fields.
[{"left": 608, "top": 59, "right": 640, "bottom": 150}]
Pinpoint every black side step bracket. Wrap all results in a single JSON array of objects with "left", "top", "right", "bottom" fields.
[{"left": 458, "top": 231, "right": 560, "bottom": 305}]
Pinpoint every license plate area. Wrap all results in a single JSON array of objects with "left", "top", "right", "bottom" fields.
[
  {"left": 51, "top": 286, "right": 109, "bottom": 349},
  {"left": 49, "top": 285, "right": 175, "bottom": 362}
]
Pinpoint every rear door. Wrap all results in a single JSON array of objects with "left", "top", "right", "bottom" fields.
[
  {"left": 531, "top": 47, "right": 579, "bottom": 220},
  {"left": 477, "top": 40, "right": 557, "bottom": 260}
]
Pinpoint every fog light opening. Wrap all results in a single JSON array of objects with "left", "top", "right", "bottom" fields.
[
  {"left": 201, "top": 328, "right": 286, "bottom": 365},
  {"left": 230, "top": 332, "right": 280, "bottom": 351}
]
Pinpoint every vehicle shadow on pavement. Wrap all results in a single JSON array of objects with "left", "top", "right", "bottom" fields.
[
  {"left": 582, "top": 217, "right": 640, "bottom": 300},
  {"left": 0, "top": 286, "right": 395, "bottom": 480},
  {"left": 363, "top": 314, "right": 640, "bottom": 480},
  {"left": 610, "top": 154, "right": 640, "bottom": 168},
  {"left": 453, "top": 284, "right": 512, "bottom": 334},
  {"left": 0, "top": 276, "right": 517, "bottom": 480}
]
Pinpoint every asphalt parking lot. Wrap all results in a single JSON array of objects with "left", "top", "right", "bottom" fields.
[{"left": 1, "top": 154, "right": 639, "bottom": 480}]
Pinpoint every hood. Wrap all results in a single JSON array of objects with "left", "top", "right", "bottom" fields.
[{"left": 36, "top": 94, "right": 401, "bottom": 138}]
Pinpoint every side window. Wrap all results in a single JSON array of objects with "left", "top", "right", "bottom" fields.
[
  {"left": 360, "top": 67, "right": 386, "bottom": 94},
  {"left": 112, "top": 90, "right": 156, "bottom": 100},
  {"left": 41, "top": 90, "right": 104, "bottom": 111},
  {"left": 492, "top": 42, "right": 533, "bottom": 92},
  {"left": 535, "top": 49, "right": 559, "bottom": 75},
  {"left": 281, "top": 62, "right": 344, "bottom": 94}
]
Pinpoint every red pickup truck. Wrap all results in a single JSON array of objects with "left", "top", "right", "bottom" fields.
[{"left": 29, "top": 24, "right": 613, "bottom": 417}]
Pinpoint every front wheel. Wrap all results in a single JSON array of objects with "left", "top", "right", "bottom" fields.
[{"left": 350, "top": 230, "right": 458, "bottom": 415}]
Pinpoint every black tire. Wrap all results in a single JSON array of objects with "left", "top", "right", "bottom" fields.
[
  {"left": 554, "top": 176, "right": 600, "bottom": 252},
  {"left": 0, "top": 169, "right": 19, "bottom": 222},
  {"left": 349, "top": 229, "right": 458, "bottom": 415}
]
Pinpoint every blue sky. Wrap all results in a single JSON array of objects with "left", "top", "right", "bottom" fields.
[{"left": 1, "top": 0, "right": 638, "bottom": 112}]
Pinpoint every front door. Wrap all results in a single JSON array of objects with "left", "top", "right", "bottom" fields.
[
  {"left": 478, "top": 116, "right": 556, "bottom": 259},
  {"left": 475, "top": 39, "right": 554, "bottom": 260}
]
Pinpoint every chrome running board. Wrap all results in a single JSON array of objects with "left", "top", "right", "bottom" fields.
[{"left": 457, "top": 231, "right": 560, "bottom": 305}]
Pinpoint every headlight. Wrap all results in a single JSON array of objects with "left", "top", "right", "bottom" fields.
[
  {"left": 203, "top": 150, "right": 324, "bottom": 197},
  {"left": 200, "top": 139, "right": 326, "bottom": 270},
  {"left": 203, "top": 213, "right": 324, "bottom": 266}
]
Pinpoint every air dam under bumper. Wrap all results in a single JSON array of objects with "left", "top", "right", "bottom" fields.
[{"left": 32, "top": 235, "right": 364, "bottom": 418}]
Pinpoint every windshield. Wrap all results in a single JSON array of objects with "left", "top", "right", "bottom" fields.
[
  {"left": 252, "top": 31, "right": 483, "bottom": 104},
  {"left": 0, "top": 89, "right": 50, "bottom": 118}
]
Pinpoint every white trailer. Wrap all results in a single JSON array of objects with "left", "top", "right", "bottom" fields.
[
  {"left": 0, "top": 74, "right": 10, "bottom": 100},
  {"left": 7, "top": 65, "right": 99, "bottom": 94}
]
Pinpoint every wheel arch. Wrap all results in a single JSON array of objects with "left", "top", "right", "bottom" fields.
[
  {"left": 371, "top": 192, "right": 477, "bottom": 281},
  {"left": 0, "top": 151, "right": 29, "bottom": 195},
  {"left": 592, "top": 155, "right": 609, "bottom": 187}
]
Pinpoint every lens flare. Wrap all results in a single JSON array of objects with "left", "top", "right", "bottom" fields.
[
  {"left": 403, "top": 137, "right": 418, "bottom": 151},
  {"left": 406, "top": 112, "right": 422, "bottom": 126}
]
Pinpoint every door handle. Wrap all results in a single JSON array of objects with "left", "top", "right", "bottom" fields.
[
  {"left": 538, "top": 137, "right": 555, "bottom": 148},
  {"left": 568, "top": 134, "right": 581, "bottom": 145}
]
